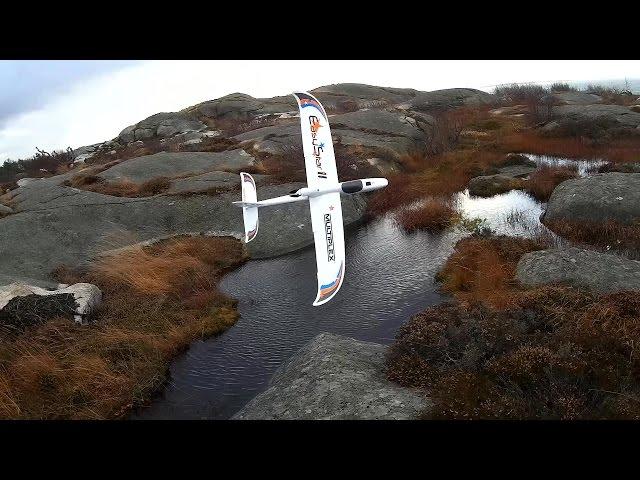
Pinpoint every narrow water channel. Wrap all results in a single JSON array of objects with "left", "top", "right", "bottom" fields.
[{"left": 134, "top": 154, "right": 602, "bottom": 419}]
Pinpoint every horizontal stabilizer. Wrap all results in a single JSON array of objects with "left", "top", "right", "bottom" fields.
[{"left": 239, "top": 172, "right": 259, "bottom": 242}]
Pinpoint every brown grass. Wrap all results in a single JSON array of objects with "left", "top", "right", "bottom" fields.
[
  {"left": 500, "top": 130, "right": 640, "bottom": 164},
  {"left": 366, "top": 149, "right": 503, "bottom": 218},
  {"left": 386, "top": 286, "right": 640, "bottom": 419},
  {"left": 544, "top": 219, "right": 640, "bottom": 258},
  {"left": 65, "top": 173, "right": 171, "bottom": 198},
  {"left": 395, "top": 198, "right": 457, "bottom": 232},
  {"left": 523, "top": 165, "right": 577, "bottom": 201},
  {"left": 0, "top": 236, "right": 247, "bottom": 419},
  {"left": 436, "top": 235, "right": 550, "bottom": 309}
]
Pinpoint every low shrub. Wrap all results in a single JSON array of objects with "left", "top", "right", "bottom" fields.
[
  {"left": 544, "top": 219, "right": 640, "bottom": 258},
  {"left": 386, "top": 286, "right": 640, "bottom": 419},
  {"left": 524, "top": 165, "right": 577, "bottom": 201},
  {"left": 395, "top": 198, "right": 457, "bottom": 232},
  {"left": 65, "top": 173, "right": 171, "bottom": 198},
  {"left": 0, "top": 236, "right": 248, "bottom": 419},
  {"left": 0, "top": 147, "right": 74, "bottom": 184},
  {"left": 436, "top": 235, "right": 549, "bottom": 308}
]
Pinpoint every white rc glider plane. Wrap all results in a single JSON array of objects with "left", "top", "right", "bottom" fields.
[{"left": 233, "top": 92, "right": 388, "bottom": 306}]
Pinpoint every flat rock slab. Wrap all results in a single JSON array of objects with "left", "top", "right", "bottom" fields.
[
  {"left": 552, "top": 91, "right": 602, "bottom": 105},
  {"left": 0, "top": 180, "right": 366, "bottom": 282},
  {"left": 98, "top": 150, "right": 255, "bottom": 183},
  {"left": 543, "top": 173, "right": 640, "bottom": 225},
  {"left": 232, "top": 333, "right": 430, "bottom": 420},
  {"left": 516, "top": 247, "right": 640, "bottom": 293},
  {"left": 553, "top": 104, "right": 640, "bottom": 128},
  {"left": 168, "top": 171, "right": 257, "bottom": 194}
]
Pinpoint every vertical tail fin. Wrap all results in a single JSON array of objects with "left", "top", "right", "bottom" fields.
[{"left": 240, "top": 172, "right": 259, "bottom": 242}]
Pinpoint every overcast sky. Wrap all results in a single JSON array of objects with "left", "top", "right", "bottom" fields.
[{"left": 1, "top": 60, "right": 639, "bottom": 162}]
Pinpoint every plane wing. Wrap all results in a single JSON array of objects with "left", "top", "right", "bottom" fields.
[
  {"left": 292, "top": 92, "right": 345, "bottom": 305},
  {"left": 308, "top": 192, "right": 345, "bottom": 306},
  {"left": 292, "top": 92, "right": 339, "bottom": 188}
]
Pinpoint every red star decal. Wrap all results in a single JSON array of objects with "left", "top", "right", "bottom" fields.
[{"left": 329, "top": 205, "right": 334, "bottom": 211}]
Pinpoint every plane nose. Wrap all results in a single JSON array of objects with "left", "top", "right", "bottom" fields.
[{"left": 381, "top": 178, "right": 389, "bottom": 187}]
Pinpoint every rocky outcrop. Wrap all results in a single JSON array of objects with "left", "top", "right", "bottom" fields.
[
  {"left": 0, "top": 204, "right": 13, "bottom": 216},
  {"left": 167, "top": 171, "right": 264, "bottom": 195},
  {"left": 0, "top": 171, "right": 367, "bottom": 282},
  {"left": 551, "top": 91, "right": 602, "bottom": 105},
  {"left": 516, "top": 247, "right": 640, "bottom": 293},
  {"left": 552, "top": 104, "right": 640, "bottom": 128},
  {"left": 312, "top": 83, "right": 419, "bottom": 109},
  {"left": 118, "top": 112, "right": 208, "bottom": 144},
  {"left": 232, "top": 333, "right": 430, "bottom": 420},
  {"left": 401, "top": 88, "right": 497, "bottom": 111},
  {"left": 543, "top": 173, "right": 640, "bottom": 225},
  {"left": 97, "top": 150, "right": 255, "bottom": 183},
  {"left": 0, "top": 282, "right": 102, "bottom": 327},
  {"left": 236, "top": 108, "right": 436, "bottom": 158}
]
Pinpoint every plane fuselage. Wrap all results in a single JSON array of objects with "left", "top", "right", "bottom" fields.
[{"left": 297, "top": 177, "right": 388, "bottom": 198}]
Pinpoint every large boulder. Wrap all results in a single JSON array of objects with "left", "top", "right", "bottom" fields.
[
  {"left": 551, "top": 91, "right": 602, "bottom": 105},
  {"left": 0, "top": 175, "right": 367, "bottom": 282},
  {"left": 236, "top": 109, "right": 435, "bottom": 157},
  {"left": 403, "top": 88, "right": 497, "bottom": 111},
  {"left": 232, "top": 333, "right": 430, "bottom": 420},
  {"left": 543, "top": 173, "right": 640, "bottom": 225},
  {"left": 312, "top": 83, "right": 418, "bottom": 109},
  {"left": 516, "top": 247, "right": 640, "bottom": 293},
  {"left": 468, "top": 174, "right": 518, "bottom": 197},
  {"left": 193, "top": 93, "right": 296, "bottom": 122},
  {"left": 552, "top": 104, "right": 640, "bottom": 128},
  {"left": 118, "top": 112, "right": 208, "bottom": 144},
  {"left": 97, "top": 150, "right": 255, "bottom": 183}
]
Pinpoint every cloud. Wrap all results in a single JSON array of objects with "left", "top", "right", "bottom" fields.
[
  {"left": 1, "top": 60, "right": 638, "bottom": 162},
  {"left": 0, "top": 61, "right": 138, "bottom": 130}
]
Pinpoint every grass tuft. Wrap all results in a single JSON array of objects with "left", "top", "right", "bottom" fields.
[
  {"left": 0, "top": 236, "right": 247, "bottom": 419},
  {"left": 395, "top": 198, "right": 457, "bottom": 232},
  {"left": 524, "top": 165, "right": 577, "bottom": 201}
]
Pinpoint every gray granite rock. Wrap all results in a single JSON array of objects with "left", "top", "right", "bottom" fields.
[
  {"left": 406, "top": 88, "right": 497, "bottom": 111},
  {"left": 98, "top": 150, "right": 255, "bottom": 183},
  {"left": 232, "top": 333, "right": 430, "bottom": 420},
  {"left": 0, "top": 178, "right": 367, "bottom": 283},
  {"left": 117, "top": 112, "right": 207, "bottom": 144},
  {"left": 0, "top": 204, "right": 13, "bottom": 215},
  {"left": 468, "top": 174, "right": 517, "bottom": 197},
  {"left": 168, "top": 171, "right": 267, "bottom": 194},
  {"left": 543, "top": 173, "right": 640, "bottom": 225},
  {"left": 552, "top": 91, "right": 602, "bottom": 105},
  {"left": 552, "top": 104, "right": 640, "bottom": 128},
  {"left": 516, "top": 247, "right": 640, "bottom": 293}
]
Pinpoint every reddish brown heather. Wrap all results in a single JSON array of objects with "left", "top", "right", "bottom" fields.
[
  {"left": 386, "top": 287, "right": 640, "bottom": 419},
  {"left": 500, "top": 130, "right": 640, "bottom": 164},
  {"left": 524, "top": 165, "right": 578, "bottom": 201},
  {"left": 544, "top": 219, "right": 640, "bottom": 258},
  {"left": 395, "top": 198, "right": 457, "bottom": 233},
  {"left": 0, "top": 236, "right": 247, "bottom": 419},
  {"left": 435, "top": 235, "right": 550, "bottom": 309}
]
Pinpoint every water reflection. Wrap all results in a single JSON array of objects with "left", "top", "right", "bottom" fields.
[
  {"left": 136, "top": 153, "right": 602, "bottom": 419},
  {"left": 525, "top": 153, "right": 608, "bottom": 176}
]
